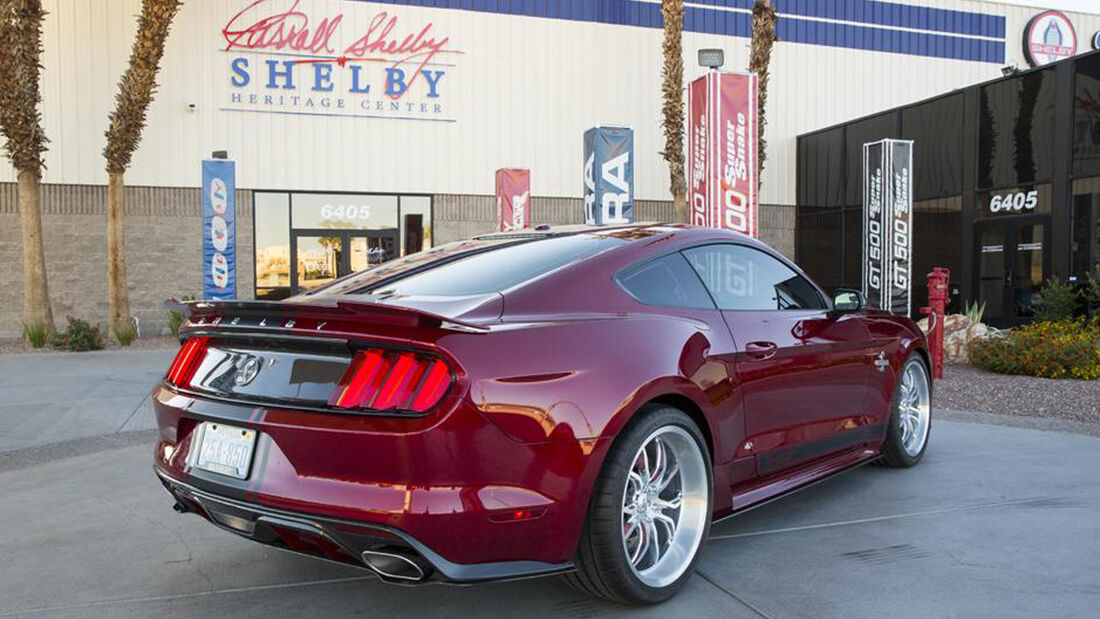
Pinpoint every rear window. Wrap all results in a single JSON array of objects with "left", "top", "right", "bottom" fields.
[{"left": 330, "top": 234, "right": 626, "bottom": 297}]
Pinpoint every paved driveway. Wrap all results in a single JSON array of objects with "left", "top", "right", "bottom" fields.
[{"left": 2, "top": 415, "right": 1098, "bottom": 618}]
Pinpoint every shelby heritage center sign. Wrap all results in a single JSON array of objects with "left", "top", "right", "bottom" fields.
[
  {"left": 221, "top": 0, "right": 461, "bottom": 122},
  {"left": 863, "top": 139, "right": 913, "bottom": 316}
]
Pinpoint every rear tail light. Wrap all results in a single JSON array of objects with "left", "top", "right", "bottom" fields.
[
  {"left": 329, "top": 348, "right": 454, "bottom": 413},
  {"left": 165, "top": 337, "right": 209, "bottom": 389}
]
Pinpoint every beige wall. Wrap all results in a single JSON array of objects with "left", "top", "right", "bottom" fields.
[{"left": 0, "top": 184, "right": 253, "bottom": 338}]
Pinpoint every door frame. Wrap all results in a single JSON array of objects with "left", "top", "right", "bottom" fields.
[
  {"left": 290, "top": 228, "right": 399, "bottom": 294},
  {"left": 972, "top": 214, "right": 1052, "bottom": 328}
]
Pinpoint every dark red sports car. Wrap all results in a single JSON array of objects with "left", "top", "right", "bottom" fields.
[{"left": 154, "top": 224, "right": 931, "bottom": 604}]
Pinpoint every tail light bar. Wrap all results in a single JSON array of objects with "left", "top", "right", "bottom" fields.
[
  {"left": 329, "top": 348, "right": 453, "bottom": 414},
  {"left": 165, "top": 337, "right": 209, "bottom": 389}
]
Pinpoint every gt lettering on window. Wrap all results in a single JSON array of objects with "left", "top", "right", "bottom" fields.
[{"left": 683, "top": 244, "right": 826, "bottom": 311}]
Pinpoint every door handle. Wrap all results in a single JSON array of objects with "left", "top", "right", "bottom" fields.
[{"left": 745, "top": 341, "right": 778, "bottom": 360}]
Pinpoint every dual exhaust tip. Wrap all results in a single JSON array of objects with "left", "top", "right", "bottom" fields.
[{"left": 361, "top": 548, "right": 432, "bottom": 582}]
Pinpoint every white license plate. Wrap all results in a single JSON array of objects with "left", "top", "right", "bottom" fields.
[{"left": 191, "top": 422, "right": 257, "bottom": 480}]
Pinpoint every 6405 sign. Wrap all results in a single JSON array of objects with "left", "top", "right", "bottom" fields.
[{"left": 988, "top": 190, "right": 1038, "bottom": 214}]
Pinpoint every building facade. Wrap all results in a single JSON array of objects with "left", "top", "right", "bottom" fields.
[{"left": 3, "top": 0, "right": 1100, "bottom": 335}]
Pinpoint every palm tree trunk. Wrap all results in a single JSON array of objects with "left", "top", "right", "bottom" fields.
[
  {"left": 17, "top": 169, "right": 53, "bottom": 332},
  {"left": 660, "top": 0, "right": 687, "bottom": 222},
  {"left": 749, "top": 0, "right": 778, "bottom": 190},
  {"left": 106, "top": 170, "right": 129, "bottom": 336}
]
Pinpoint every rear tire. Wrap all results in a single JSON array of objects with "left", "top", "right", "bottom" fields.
[
  {"left": 565, "top": 404, "right": 712, "bottom": 604},
  {"left": 878, "top": 354, "right": 932, "bottom": 468}
]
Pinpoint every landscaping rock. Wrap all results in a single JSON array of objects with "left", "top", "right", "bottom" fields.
[{"left": 916, "top": 314, "right": 990, "bottom": 364}]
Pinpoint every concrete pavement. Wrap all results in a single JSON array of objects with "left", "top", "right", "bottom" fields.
[{"left": 1, "top": 348, "right": 1098, "bottom": 617}]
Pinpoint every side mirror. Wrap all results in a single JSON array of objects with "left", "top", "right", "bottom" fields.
[{"left": 832, "top": 288, "right": 865, "bottom": 314}]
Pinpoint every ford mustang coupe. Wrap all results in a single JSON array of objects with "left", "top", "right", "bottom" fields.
[{"left": 154, "top": 224, "right": 931, "bottom": 604}]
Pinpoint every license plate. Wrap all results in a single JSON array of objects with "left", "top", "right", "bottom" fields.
[{"left": 191, "top": 422, "right": 257, "bottom": 480}]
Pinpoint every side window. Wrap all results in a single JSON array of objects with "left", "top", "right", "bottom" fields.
[
  {"left": 616, "top": 253, "right": 715, "bottom": 309},
  {"left": 682, "top": 244, "right": 826, "bottom": 311}
]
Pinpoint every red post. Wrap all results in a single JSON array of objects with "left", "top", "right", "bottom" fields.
[{"left": 919, "top": 267, "right": 951, "bottom": 380}]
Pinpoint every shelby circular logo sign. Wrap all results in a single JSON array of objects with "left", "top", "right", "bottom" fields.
[
  {"left": 1023, "top": 11, "right": 1077, "bottom": 67},
  {"left": 1093, "top": 31, "right": 1100, "bottom": 51}
]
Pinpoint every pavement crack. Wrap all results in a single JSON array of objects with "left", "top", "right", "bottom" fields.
[{"left": 696, "top": 569, "right": 774, "bottom": 619}]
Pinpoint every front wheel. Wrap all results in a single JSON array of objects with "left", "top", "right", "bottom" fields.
[
  {"left": 565, "top": 405, "right": 712, "bottom": 604},
  {"left": 879, "top": 354, "right": 932, "bottom": 468}
]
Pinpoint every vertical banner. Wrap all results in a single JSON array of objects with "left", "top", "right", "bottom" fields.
[
  {"left": 862, "top": 139, "right": 913, "bottom": 315},
  {"left": 495, "top": 168, "right": 531, "bottom": 232},
  {"left": 583, "top": 126, "right": 634, "bottom": 225},
  {"left": 202, "top": 159, "right": 236, "bottom": 300},
  {"left": 686, "top": 72, "right": 758, "bottom": 236}
]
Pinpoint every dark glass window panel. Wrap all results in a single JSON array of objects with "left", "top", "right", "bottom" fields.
[
  {"left": 978, "top": 69, "right": 1056, "bottom": 189},
  {"left": 977, "top": 225, "right": 1007, "bottom": 319},
  {"left": 795, "top": 211, "right": 844, "bottom": 292},
  {"left": 842, "top": 206, "right": 863, "bottom": 291},
  {"left": 616, "top": 253, "right": 715, "bottom": 309},
  {"left": 912, "top": 198, "right": 962, "bottom": 313},
  {"left": 683, "top": 245, "right": 826, "bottom": 311},
  {"left": 333, "top": 234, "right": 626, "bottom": 297},
  {"left": 901, "top": 94, "right": 964, "bottom": 200},
  {"left": 797, "top": 128, "right": 845, "bottom": 210},
  {"left": 1074, "top": 54, "right": 1100, "bottom": 179},
  {"left": 1072, "top": 177, "right": 1100, "bottom": 279},
  {"left": 845, "top": 112, "right": 901, "bottom": 205}
]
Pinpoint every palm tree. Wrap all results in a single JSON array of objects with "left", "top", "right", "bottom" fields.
[
  {"left": 749, "top": 0, "right": 778, "bottom": 188},
  {"left": 103, "top": 0, "right": 181, "bottom": 338},
  {"left": 660, "top": 0, "right": 687, "bottom": 222},
  {"left": 0, "top": 0, "right": 54, "bottom": 341}
]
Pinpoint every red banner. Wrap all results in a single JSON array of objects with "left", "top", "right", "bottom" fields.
[
  {"left": 686, "top": 72, "right": 758, "bottom": 237},
  {"left": 495, "top": 168, "right": 531, "bottom": 232}
]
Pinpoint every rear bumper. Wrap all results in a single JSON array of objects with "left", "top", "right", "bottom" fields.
[
  {"left": 156, "top": 470, "right": 573, "bottom": 583},
  {"left": 151, "top": 385, "right": 610, "bottom": 579}
]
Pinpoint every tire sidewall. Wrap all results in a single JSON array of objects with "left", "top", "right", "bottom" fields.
[
  {"left": 591, "top": 405, "right": 713, "bottom": 604},
  {"left": 885, "top": 355, "right": 932, "bottom": 466}
]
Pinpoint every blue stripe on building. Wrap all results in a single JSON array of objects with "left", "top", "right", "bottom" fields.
[{"left": 356, "top": 0, "right": 1006, "bottom": 64}]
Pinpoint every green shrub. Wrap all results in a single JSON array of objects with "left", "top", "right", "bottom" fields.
[
  {"left": 969, "top": 318, "right": 1100, "bottom": 380},
  {"left": 1031, "top": 278, "right": 1080, "bottom": 322},
  {"left": 116, "top": 322, "right": 137, "bottom": 347},
  {"left": 22, "top": 320, "right": 50, "bottom": 348},
  {"left": 1084, "top": 266, "right": 1100, "bottom": 319},
  {"left": 52, "top": 317, "right": 105, "bottom": 352}
]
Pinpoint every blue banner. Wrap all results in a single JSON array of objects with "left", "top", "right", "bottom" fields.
[
  {"left": 583, "top": 126, "right": 634, "bottom": 225},
  {"left": 202, "top": 159, "right": 237, "bottom": 300}
]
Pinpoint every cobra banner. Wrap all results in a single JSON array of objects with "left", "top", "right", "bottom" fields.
[
  {"left": 202, "top": 159, "right": 237, "bottom": 300},
  {"left": 686, "top": 72, "right": 758, "bottom": 237},
  {"left": 862, "top": 139, "right": 913, "bottom": 316},
  {"left": 583, "top": 127, "right": 634, "bottom": 225},
  {"left": 495, "top": 168, "right": 531, "bottom": 232}
]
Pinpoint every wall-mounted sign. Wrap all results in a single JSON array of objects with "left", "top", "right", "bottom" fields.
[
  {"left": 1092, "top": 30, "right": 1100, "bottom": 50},
  {"left": 686, "top": 71, "right": 759, "bottom": 237},
  {"left": 988, "top": 190, "right": 1038, "bottom": 214},
  {"left": 1023, "top": 10, "right": 1077, "bottom": 67},
  {"left": 583, "top": 127, "right": 634, "bottom": 225},
  {"left": 222, "top": 0, "right": 460, "bottom": 122},
  {"left": 495, "top": 168, "right": 531, "bottom": 232},
  {"left": 202, "top": 159, "right": 237, "bottom": 300},
  {"left": 863, "top": 139, "right": 913, "bottom": 316}
]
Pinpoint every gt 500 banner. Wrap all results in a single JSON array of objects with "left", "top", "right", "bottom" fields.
[
  {"left": 862, "top": 139, "right": 913, "bottom": 316},
  {"left": 687, "top": 71, "right": 758, "bottom": 237},
  {"left": 495, "top": 168, "right": 530, "bottom": 231},
  {"left": 583, "top": 126, "right": 634, "bottom": 225},
  {"left": 202, "top": 159, "right": 236, "bottom": 300}
]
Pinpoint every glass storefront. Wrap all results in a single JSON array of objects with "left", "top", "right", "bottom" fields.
[
  {"left": 797, "top": 48, "right": 1100, "bottom": 327},
  {"left": 253, "top": 191, "right": 432, "bottom": 299}
]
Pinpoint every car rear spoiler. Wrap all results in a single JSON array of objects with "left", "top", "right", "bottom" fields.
[{"left": 164, "top": 298, "right": 490, "bottom": 334}]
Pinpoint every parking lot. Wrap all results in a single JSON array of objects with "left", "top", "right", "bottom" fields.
[{"left": 2, "top": 351, "right": 1098, "bottom": 618}]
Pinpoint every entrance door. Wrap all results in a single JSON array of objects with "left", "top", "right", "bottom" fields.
[
  {"left": 974, "top": 216, "right": 1050, "bottom": 327},
  {"left": 291, "top": 229, "right": 398, "bottom": 293}
]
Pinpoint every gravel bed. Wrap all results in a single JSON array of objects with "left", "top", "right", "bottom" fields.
[
  {"left": 0, "top": 335, "right": 179, "bottom": 355},
  {"left": 936, "top": 363, "right": 1100, "bottom": 424}
]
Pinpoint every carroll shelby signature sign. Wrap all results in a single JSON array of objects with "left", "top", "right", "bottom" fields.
[
  {"left": 222, "top": 0, "right": 461, "bottom": 122},
  {"left": 863, "top": 139, "right": 913, "bottom": 316}
]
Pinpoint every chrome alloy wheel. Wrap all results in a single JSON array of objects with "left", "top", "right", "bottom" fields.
[
  {"left": 620, "top": 425, "right": 709, "bottom": 589},
  {"left": 897, "top": 360, "right": 931, "bottom": 457}
]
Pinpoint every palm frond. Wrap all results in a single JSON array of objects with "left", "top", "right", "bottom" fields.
[{"left": 0, "top": 0, "right": 49, "bottom": 175}]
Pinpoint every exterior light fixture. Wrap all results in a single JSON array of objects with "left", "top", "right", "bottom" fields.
[
  {"left": 1001, "top": 63, "right": 1019, "bottom": 76},
  {"left": 698, "top": 48, "right": 724, "bottom": 70}
]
